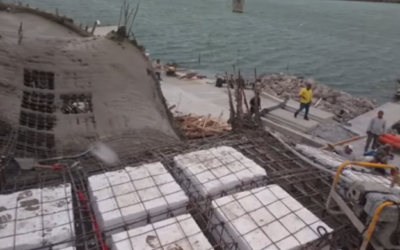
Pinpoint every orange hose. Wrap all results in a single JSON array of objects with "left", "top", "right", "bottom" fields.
[{"left": 381, "top": 133, "right": 400, "bottom": 143}]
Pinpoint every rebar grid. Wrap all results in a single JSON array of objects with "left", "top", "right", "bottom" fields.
[{"left": 0, "top": 130, "right": 360, "bottom": 250}]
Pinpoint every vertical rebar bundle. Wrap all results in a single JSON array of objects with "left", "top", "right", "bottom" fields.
[{"left": 117, "top": 1, "right": 140, "bottom": 39}]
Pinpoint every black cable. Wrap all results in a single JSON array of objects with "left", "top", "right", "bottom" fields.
[
  {"left": 317, "top": 225, "right": 328, "bottom": 237},
  {"left": 311, "top": 225, "right": 335, "bottom": 249}
]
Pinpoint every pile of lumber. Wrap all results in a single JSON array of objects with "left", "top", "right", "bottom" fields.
[{"left": 175, "top": 114, "right": 231, "bottom": 139}]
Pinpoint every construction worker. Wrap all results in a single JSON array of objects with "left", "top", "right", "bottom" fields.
[
  {"left": 153, "top": 59, "right": 163, "bottom": 81},
  {"left": 372, "top": 144, "right": 393, "bottom": 175},
  {"left": 364, "top": 110, "right": 386, "bottom": 152},
  {"left": 294, "top": 83, "right": 312, "bottom": 120},
  {"left": 249, "top": 95, "right": 261, "bottom": 117},
  {"left": 228, "top": 74, "right": 235, "bottom": 89}
]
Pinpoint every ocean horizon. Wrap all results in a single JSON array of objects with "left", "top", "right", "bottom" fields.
[{"left": 19, "top": 0, "right": 400, "bottom": 103}]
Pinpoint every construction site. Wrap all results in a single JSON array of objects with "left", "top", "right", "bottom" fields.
[{"left": 1, "top": 2, "right": 400, "bottom": 250}]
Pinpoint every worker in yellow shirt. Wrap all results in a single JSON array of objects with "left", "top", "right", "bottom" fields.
[{"left": 294, "top": 83, "right": 312, "bottom": 120}]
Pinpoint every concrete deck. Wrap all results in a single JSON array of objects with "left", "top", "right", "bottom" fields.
[
  {"left": 346, "top": 102, "right": 400, "bottom": 168},
  {"left": 160, "top": 82, "right": 230, "bottom": 120},
  {"left": 348, "top": 102, "right": 400, "bottom": 135},
  {"left": 261, "top": 92, "right": 334, "bottom": 123},
  {"left": 163, "top": 76, "right": 321, "bottom": 133},
  {"left": 94, "top": 25, "right": 118, "bottom": 36}
]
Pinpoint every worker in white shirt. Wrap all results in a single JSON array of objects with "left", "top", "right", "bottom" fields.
[
  {"left": 153, "top": 59, "right": 163, "bottom": 81},
  {"left": 364, "top": 110, "right": 386, "bottom": 152}
]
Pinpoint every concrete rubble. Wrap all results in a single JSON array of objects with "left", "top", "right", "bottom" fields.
[{"left": 259, "top": 73, "right": 378, "bottom": 120}]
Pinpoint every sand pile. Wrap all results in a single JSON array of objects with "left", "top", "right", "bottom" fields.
[{"left": 259, "top": 73, "right": 377, "bottom": 120}]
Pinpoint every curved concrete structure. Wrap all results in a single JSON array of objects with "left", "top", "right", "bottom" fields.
[{"left": 0, "top": 5, "right": 179, "bottom": 157}]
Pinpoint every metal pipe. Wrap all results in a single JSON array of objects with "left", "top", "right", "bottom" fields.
[
  {"left": 326, "top": 161, "right": 398, "bottom": 215},
  {"left": 314, "top": 97, "right": 322, "bottom": 108},
  {"left": 332, "top": 161, "right": 398, "bottom": 187}
]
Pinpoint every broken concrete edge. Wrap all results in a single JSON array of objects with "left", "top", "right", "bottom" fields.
[
  {"left": 100, "top": 32, "right": 185, "bottom": 141},
  {"left": 157, "top": 77, "right": 187, "bottom": 141},
  {"left": 267, "top": 129, "right": 352, "bottom": 182},
  {"left": 0, "top": 2, "right": 92, "bottom": 37},
  {"left": 261, "top": 117, "right": 329, "bottom": 148}
]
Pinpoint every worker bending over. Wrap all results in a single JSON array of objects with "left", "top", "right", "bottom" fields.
[
  {"left": 328, "top": 144, "right": 356, "bottom": 161},
  {"left": 372, "top": 144, "right": 393, "bottom": 175}
]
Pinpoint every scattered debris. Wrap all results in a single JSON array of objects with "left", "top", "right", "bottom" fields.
[
  {"left": 259, "top": 73, "right": 378, "bottom": 120},
  {"left": 175, "top": 114, "right": 231, "bottom": 139}
]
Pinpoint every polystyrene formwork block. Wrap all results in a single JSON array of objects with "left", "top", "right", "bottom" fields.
[
  {"left": 0, "top": 184, "right": 74, "bottom": 250},
  {"left": 88, "top": 162, "right": 189, "bottom": 235},
  {"left": 211, "top": 184, "right": 332, "bottom": 250},
  {"left": 174, "top": 146, "right": 266, "bottom": 197},
  {"left": 111, "top": 214, "right": 213, "bottom": 250}
]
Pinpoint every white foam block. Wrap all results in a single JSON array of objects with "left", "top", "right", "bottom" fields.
[
  {"left": 111, "top": 214, "right": 213, "bottom": 250},
  {"left": 211, "top": 184, "right": 332, "bottom": 250},
  {"left": 174, "top": 146, "right": 266, "bottom": 197},
  {"left": 42, "top": 185, "right": 74, "bottom": 249},
  {"left": 60, "top": 247, "right": 76, "bottom": 250},
  {"left": 88, "top": 162, "right": 189, "bottom": 233},
  {"left": 0, "top": 184, "right": 74, "bottom": 250}
]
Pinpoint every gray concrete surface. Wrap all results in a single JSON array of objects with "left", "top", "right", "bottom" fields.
[
  {"left": 161, "top": 82, "right": 230, "bottom": 120},
  {"left": 348, "top": 102, "right": 400, "bottom": 135},
  {"left": 308, "top": 122, "right": 357, "bottom": 143},
  {"left": 162, "top": 76, "right": 324, "bottom": 136},
  {"left": 261, "top": 92, "right": 334, "bottom": 122},
  {"left": 266, "top": 109, "right": 319, "bottom": 133},
  {"left": 345, "top": 102, "right": 400, "bottom": 167},
  {"left": 262, "top": 119, "right": 329, "bottom": 147},
  {"left": 161, "top": 76, "right": 327, "bottom": 145},
  {"left": 0, "top": 21, "right": 179, "bottom": 154},
  {"left": 94, "top": 25, "right": 118, "bottom": 36},
  {"left": 163, "top": 76, "right": 320, "bottom": 132},
  {"left": 0, "top": 11, "right": 80, "bottom": 38}
]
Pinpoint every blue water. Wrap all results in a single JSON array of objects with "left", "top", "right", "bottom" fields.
[{"left": 22, "top": 0, "right": 400, "bottom": 102}]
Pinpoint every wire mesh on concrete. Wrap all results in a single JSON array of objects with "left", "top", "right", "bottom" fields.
[{"left": 0, "top": 130, "right": 362, "bottom": 250}]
